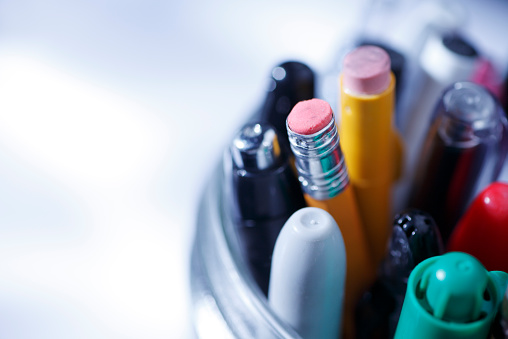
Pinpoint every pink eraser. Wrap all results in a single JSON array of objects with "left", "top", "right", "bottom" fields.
[
  {"left": 287, "top": 98, "right": 333, "bottom": 135},
  {"left": 342, "top": 45, "right": 391, "bottom": 95}
]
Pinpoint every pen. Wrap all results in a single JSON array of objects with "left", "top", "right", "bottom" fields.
[
  {"left": 228, "top": 122, "right": 306, "bottom": 295},
  {"left": 448, "top": 182, "right": 508, "bottom": 273},
  {"left": 339, "top": 45, "right": 403, "bottom": 266},
  {"left": 397, "top": 31, "right": 480, "bottom": 206},
  {"left": 286, "top": 98, "right": 375, "bottom": 338},
  {"left": 268, "top": 207, "right": 346, "bottom": 339},
  {"left": 355, "top": 209, "right": 443, "bottom": 339},
  {"left": 258, "top": 61, "right": 315, "bottom": 155},
  {"left": 404, "top": 31, "right": 479, "bottom": 145},
  {"left": 394, "top": 252, "right": 508, "bottom": 339},
  {"left": 411, "top": 81, "right": 508, "bottom": 242}
]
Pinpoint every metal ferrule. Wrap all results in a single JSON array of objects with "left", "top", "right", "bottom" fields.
[{"left": 287, "top": 117, "right": 349, "bottom": 200}]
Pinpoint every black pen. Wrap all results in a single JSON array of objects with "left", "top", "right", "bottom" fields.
[
  {"left": 257, "top": 61, "right": 315, "bottom": 154},
  {"left": 355, "top": 209, "right": 443, "bottom": 339},
  {"left": 227, "top": 122, "right": 306, "bottom": 295}
]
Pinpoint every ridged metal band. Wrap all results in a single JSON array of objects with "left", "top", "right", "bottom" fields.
[{"left": 287, "top": 117, "right": 349, "bottom": 200}]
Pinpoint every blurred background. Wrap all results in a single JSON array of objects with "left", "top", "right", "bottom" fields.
[{"left": 0, "top": 0, "right": 507, "bottom": 338}]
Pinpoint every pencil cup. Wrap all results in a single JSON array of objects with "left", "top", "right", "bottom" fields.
[{"left": 190, "top": 164, "right": 305, "bottom": 339}]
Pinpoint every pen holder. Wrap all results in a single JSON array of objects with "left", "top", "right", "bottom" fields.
[{"left": 190, "top": 164, "right": 303, "bottom": 339}]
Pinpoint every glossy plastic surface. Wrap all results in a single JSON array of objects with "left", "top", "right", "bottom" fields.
[
  {"left": 448, "top": 182, "right": 508, "bottom": 272},
  {"left": 394, "top": 252, "right": 508, "bottom": 339}
]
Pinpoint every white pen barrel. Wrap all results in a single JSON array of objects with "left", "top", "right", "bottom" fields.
[{"left": 268, "top": 207, "right": 346, "bottom": 339}]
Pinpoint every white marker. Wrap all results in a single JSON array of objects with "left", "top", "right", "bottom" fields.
[
  {"left": 268, "top": 207, "right": 346, "bottom": 339},
  {"left": 393, "top": 31, "right": 480, "bottom": 215}
]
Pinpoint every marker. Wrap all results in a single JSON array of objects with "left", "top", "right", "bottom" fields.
[
  {"left": 394, "top": 252, "right": 508, "bottom": 339},
  {"left": 405, "top": 31, "right": 479, "bottom": 138},
  {"left": 287, "top": 98, "right": 375, "bottom": 338},
  {"left": 397, "top": 32, "right": 480, "bottom": 214},
  {"left": 229, "top": 122, "right": 306, "bottom": 295},
  {"left": 258, "top": 61, "right": 315, "bottom": 154},
  {"left": 355, "top": 209, "right": 444, "bottom": 339},
  {"left": 448, "top": 182, "right": 508, "bottom": 273},
  {"left": 411, "top": 82, "right": 508, "bottom": 242},
  {"left": 268, "top": 207, "right": 346, "bottom": 339},
  {"left": 339, "top": 45, "right": 403, "bottom": 265}
]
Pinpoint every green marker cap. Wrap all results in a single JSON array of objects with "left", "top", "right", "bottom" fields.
[{"left": 394, "top": 252, "right": 508, "bottom": 339}]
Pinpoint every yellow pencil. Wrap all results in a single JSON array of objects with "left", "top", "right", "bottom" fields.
[{"left": 287, "top": 98, "right": 375, "bottom": 339}]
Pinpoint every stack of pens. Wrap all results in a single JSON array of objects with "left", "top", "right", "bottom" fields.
[{"left": 214, "top": 36, "right": 508, "bottom": 338}]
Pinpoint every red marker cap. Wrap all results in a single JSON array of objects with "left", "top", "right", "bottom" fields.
[{"left": 448, "top": 182, "right": 508, "bottom": 272}]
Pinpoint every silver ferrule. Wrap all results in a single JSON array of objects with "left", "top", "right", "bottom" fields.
[{"left": 287, "top": 117, "right": 349, "bottom": 200}]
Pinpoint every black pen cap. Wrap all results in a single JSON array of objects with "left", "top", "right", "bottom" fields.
[
  {"left": 384, "top": 209, "right": 444, "bottom": 278},
  {"left": 230, "top": 122, "right": 306, "bottom": 220},
  {"left": 259, "top": 61, "right": 315, "bottom": 152},
  {"left": 355, "top": 209, "right": 443, "bottom": 339}
]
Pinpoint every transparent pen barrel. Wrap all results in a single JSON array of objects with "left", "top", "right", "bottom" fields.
[{"left": 412, "top": 82, "right": 508, "bottom": 240}]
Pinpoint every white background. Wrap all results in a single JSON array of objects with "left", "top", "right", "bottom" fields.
[{"left": 0, "top": 0, "right": 507, "bottom": 338}]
